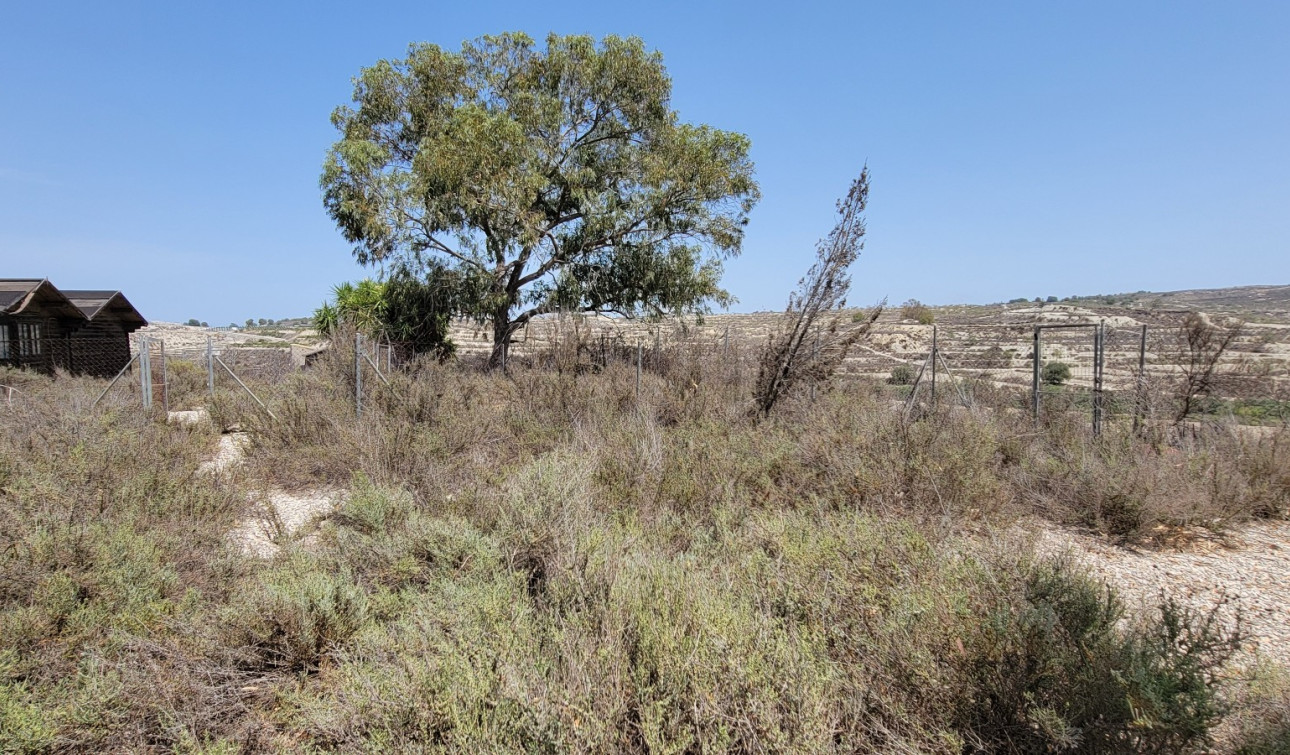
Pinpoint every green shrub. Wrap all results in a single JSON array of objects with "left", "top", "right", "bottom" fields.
[
  {"left": 888, "top": 363, "right": 916, "bottom": 385},
  {"left": 900, "top": 298, "right": 935, "bottom": 325},
  {"left": 956, "top": 559, "right": 1242, "bottom": 753},
  {"left": 1042, "top": 361, "right": 1072, "bottom": 385},
  {"left": 221, "top": 554, "right": 368, "bottom": 672},
  {"left": 0, "top": 650, "right": 57, "bottom": 754}
]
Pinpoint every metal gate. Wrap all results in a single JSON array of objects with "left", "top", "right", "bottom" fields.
[{"left": 1031, "top": 323, "right": 1106, "bottom": 433}]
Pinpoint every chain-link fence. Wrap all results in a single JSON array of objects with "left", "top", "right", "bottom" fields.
[{"left": 22, "top": 310, "right": 1283, "bottom": 434}]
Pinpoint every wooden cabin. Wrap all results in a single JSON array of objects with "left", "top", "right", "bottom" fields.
[{"left": 0, "top": 279, "right": 148, "bottom": 378}]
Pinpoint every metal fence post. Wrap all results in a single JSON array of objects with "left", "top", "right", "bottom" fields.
[
  {"left": 355, "top": 332, "right": 363, "bottom": 418},
  {"left": 206, "top": 336, "right": 215, "bottom": 396},
  {"left": 930, "top": 325, "right": 937, "bottom": 406},
  {"left": 139, "top": 338, "right": 152, "bottom": 410},
  {"left": 1133, "top": 324, "right": 1147, "bottom": 433},
  {"left": 160, "top": 339, "right": 168, "bottom": 414},
  {"left": 1092, "top": 322, "right": 1103, "bottom": 436},
  {"left": 1032, "top": 327, "right": 1041, "bottom": 423},
  {"left": 636, "top": 339, "right": 642, "bottom": 401}
]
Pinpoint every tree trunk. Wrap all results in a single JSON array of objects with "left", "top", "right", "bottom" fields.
[{"left": 489, "top": 303, "right": 514, "bottom": 370}]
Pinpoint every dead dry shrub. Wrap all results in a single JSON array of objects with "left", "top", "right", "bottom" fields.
[
  {"left": 1016, "top": 419, "right": 1290, "bottom": 539},
  {"left": 1175, "top": 312, "right": 1244, "bottom": 423},
  {"left": 755, "top": 170, "right": 880, "bottom": 416}
]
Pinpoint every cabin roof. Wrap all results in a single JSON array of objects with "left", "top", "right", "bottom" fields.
[
  {"left": 61, "top": 290, "right": 148, "bottom": 328},
  {"left": 0, "top": 279, "right": 87, "bottom": 320}
]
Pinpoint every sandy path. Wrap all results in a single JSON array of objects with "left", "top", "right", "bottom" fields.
[
  {"left": 228, "top": 488, "right": 345, "bottom": 558},
  {"left": 179, "top": 413, "right": 342, "bottom": 557}
]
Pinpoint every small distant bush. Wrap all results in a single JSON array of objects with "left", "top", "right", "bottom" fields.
[
  {"left": 1042, "top": 361, "right": 1071, "bottom": 385},
  {"left": 979, "top": 345, "right": 1011, "bottom": 368},
  {"left": 1045, "top": 295, "right": 1058, "bottom": 303},
  {"left": 166, "top": 359, "right": 207, "bottom": 408},
  {"left": 900, "top": 298, "right": 935, "bottom": 325},
  {"left": 888, "top": 363, "right": 916, "bottom": 385},
  {"left": 1008, "top": 297, "right": 1029, "bottom": 304},
  {"left": 185, "top": 318, "right": 201, "bottom": 326}
]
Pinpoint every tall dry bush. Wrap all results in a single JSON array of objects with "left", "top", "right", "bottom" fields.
[
  {"left": 1175, "top": 311, "right": 1244, "bottom": 422},
  {"left": 755, "top": 169, "right": 882, "bottom": 416}
]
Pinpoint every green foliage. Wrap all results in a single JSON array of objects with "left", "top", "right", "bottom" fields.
[
  {"left": 330, "top": 279, "right": 386, "bottom": 335},
  {"left": 1229, "top": 664, "right": 1290, "bottom": 754},
  {"left": 312, "top": 301, "right": 337, "bottom": 335},
  {"left": 956, "top": 560, "right": 1242, "bottom": 753},
  {"left": 185, "top": 318, "right": 201, "bottom": 326},
  {"left": 889, "top": 363, "right": 916, "bottom": 385},
  {"left": 380, "top": 265, "right": 459, "bottom": 359},
  {"left": 321, "top": 32, "right": 760, "bottom": 360},
  {"left": 1042, "top": 361, "right": 1072, "bottom": 385},
  {"left": 0, "top": 651, "right": 57, "bottom": 754},
  {"left": 313, "top": 270, "right": 459, "bottom": 357},
  {"left": 900, "top": 298, "right": 935, "bottom": 324},
  {"left": 221, "top": 553, "right": 368, "bottom": 672}
]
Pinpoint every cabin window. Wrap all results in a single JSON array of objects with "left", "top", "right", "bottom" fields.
[
  {"left": 17, "top": 322, "right": 42, "bottom": 357},
  {"left": 0, "top": 325, "right": 10, "bottom": 360}
]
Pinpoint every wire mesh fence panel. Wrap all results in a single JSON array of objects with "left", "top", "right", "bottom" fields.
[
  {"left": 140, "top": 338, "right": 168, "bottom": 412},
  {"left": 1098, "top": 325, "right": 1149, "bottom": 420},
  {"left": 934, "top": 326, "right": 1033, "bottom": 385},
  {"left": 86, "top": 308, "right": 1283, "bottom": 432}
]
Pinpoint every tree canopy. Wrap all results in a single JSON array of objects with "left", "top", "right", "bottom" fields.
[{"left": 322, "top": 32, "right": 759, "bottom": 364}]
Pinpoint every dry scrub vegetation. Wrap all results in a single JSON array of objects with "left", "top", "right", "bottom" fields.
[{"left": 2, "top": 336, "right": 1289, "bottom": 753}]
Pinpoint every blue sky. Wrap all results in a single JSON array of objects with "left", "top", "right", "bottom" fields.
[{"left": 1, "top": 1, "right": 1286, "bottom": 324}]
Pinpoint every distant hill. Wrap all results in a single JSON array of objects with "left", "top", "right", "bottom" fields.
[{"left": 1019, "top": 285, "right": 1290, "bottom": 322}]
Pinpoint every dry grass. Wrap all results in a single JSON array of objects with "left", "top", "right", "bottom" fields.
[{"left": 1, "top": 339, "right": 1287, "bottom": 752}]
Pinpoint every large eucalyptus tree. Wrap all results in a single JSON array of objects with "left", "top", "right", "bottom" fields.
[{"left": 322, "top": 32, "right": 760, "bottom": 365}]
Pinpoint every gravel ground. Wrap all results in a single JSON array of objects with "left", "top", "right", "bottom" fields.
[{"left": 1035, "top": 520, "right": 1290, "bottom": 667}]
